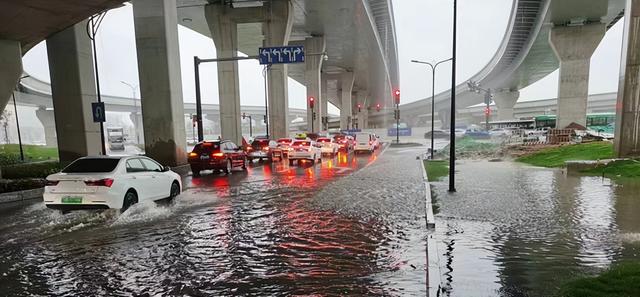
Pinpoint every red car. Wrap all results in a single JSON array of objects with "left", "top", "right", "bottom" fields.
[
  {"left": 188, "top": 140, "right": 247, "bottom": 176},
  {"left": 333, "top": 134, "right": 354, "bottom": 151}
]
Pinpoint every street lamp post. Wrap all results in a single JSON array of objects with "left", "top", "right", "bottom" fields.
[
  {"left": 449, "top": 0, "right": 457, "bottom": 193},
  {"left": 120, "top": 81, "right": 140, "bottom": 144},
  {"left": 411, "top": 58, "right": 452, "bottom": 159}
]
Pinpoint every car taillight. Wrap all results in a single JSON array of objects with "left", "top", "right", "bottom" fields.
[
  {"left": 369, "top": 141, "right": 373, "bottom": 145},
  {"left": 262, "top": 146, "right": 269, "bottom": 151},
  {"left": 45, "top": 180, "right": 59, "bottom": 186},
  {"left": 188, "top": 152, "right": 198, "bottom": 158},
  {"left": 212, "top": 152, "right": 224, "bottom": 158},
  {"left": 307, "top": 147, "right": 313, "bottom": 152},
  {"left": 85, "top": 178, "right": 114, "bottom": 187}
]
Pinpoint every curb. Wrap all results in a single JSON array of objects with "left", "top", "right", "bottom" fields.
[
  {"left": 0, "top": 187, "right": 44, "bottom": 204},
  {"left": 419, "top": 158, "right": 436, "bottom": 228}
]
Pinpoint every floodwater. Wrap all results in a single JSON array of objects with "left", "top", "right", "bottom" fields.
[
  {"left": 0, "top": 146, "right": 430, "bottom": 296},
  {"left": 431, "top": 160, "right": 640, "bottom": 297}
]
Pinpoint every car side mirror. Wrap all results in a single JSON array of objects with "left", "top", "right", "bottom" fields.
[{"left": 163, "top": 166, "right": 171, "bottom": 172}]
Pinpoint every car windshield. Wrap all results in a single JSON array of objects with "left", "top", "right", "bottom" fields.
[
  {"left": 193, "top": 142, "right": 220, "bottom": 153},
  {"left": 62, "top": 158, "right": 120, "bottom": 173},
  {"left": 292, "top": 141, "right": 311, "bottom": 147}
]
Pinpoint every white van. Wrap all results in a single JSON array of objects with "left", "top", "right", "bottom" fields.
[{"left": 354, "top": 132, "right": 376, "bottom": 153}]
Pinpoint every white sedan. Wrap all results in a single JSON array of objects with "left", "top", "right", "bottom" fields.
[
  {"left": 288, "top": 140, "right": 322, "bottom": 165},
  {"left": 44, "top": 156, "right": 182, "bottom": 212}
]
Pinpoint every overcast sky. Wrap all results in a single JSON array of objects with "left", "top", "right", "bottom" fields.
[{"left": 22, "top": 0, "right": 624, "bottom": 110}]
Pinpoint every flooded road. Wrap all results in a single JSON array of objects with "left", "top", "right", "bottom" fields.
[
  {"left": 431, "top": 160, "right": 640, "bottom": 297},
  {"left": 0, "top": 146, "right": 430, "bottom": 296}
]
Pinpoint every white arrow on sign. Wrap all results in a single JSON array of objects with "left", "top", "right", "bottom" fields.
[
  {"left": 272, "top": 49, "right": 283, "bottom": 62},
  {"left": 293, "top": 48, "right": 302, "bottom": 62},
  {"left": 282, "top": 48, "right": 292, "bottom": 61},
  {"left": 261, "top": 49, "right": 272, "bottom": 63}
]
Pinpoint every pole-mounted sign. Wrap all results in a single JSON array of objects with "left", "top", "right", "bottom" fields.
[
  {"left": 92, "top": 102, "right": 106, "bottom": 123},
  {"left": 259, "top": 46, "right": 305, "bottom": 65}
]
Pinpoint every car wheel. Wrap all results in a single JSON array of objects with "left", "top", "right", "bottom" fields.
[
  {"left": 169, "top": 181, "right": 180, "bottom": 201},
  {"left": 191, "top": 166, "right": 200, "bottom": 177},
  {"left": 121, "top": 190, "right": 138, "bottom": 213},
  {"left": 224, "top": 159, "right": 232, "bottom": 174}
]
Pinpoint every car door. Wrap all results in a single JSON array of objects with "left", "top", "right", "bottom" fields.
[
  {"left": 139, "top": 157, "right": 170, "bottom": 200},
  {"left": 125, "top": 158, "right": 154, "bottom": 201}
]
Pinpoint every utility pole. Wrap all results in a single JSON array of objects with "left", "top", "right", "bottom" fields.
[{"left": 449, "top": 0, "right": 457, "bottom": 193}]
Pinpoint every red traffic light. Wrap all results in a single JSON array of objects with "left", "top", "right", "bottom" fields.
[
  {"left": 394, "top": 89, "right": 400, "bottom": 104},
  {"left": 394, "top": 89, "right": 400, "bottom": 96},
  {"left": 308, "top": 97, "right": 315, "bottom": 108},
  {"left": 484, "top": 107, "right": 491, "bottom": 115},
  {"left": 376, "top": 103, "right": 381, "bottom": 112}
]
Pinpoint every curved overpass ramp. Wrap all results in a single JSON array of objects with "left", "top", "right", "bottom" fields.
[{"left": 378, "top": 0, "right": 624, "bottom": 127}]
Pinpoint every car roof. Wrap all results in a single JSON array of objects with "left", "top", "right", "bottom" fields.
[{"left": 80, "top": 156, "right": 124, "bottom": 160}]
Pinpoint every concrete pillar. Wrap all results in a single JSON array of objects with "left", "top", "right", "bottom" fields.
[
  {"left": 340, "top": 72, "right": 355, "bottom": 130},
  {"left": 128, "top": 112, "right": 144, "bottom": 144},
  {"left": 356, "top": 90, "right": 368, "bottom": 130},
  {"left": 0, "top": 40, "right": 22, "bottom": 114},
  {"left": 46, "top": 21, "right": 102, "bottom": 165},
  {"left": 615, "top": 0, "right": 640, "bottom": 157},
  {"left": 550, "top": 23, "right": 605, "bottom": 128},
  {"left": 438, "top": 107, "right": 451, "bottom": 129},
  {"left": 493, "top": 90, "right": 520, "bottom": 121},
  {"left": 205, "top": 4, "right": 242, "bottom": 145},
  {"left": 305, "top": 36, "right": 325, "bottom": 133},
  {"left": 321, "top": 77, "right": 328, "bottom": 131},
  {"left": 35, "top": 107, "right": 57, "bottom": 147},
  {"left": 133, "top": 0, "right": 187, "bottom": 167},
  {"left": 264, "top": 0, "right": 293, "bottom": 139}
]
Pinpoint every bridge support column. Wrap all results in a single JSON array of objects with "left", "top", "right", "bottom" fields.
[
  {"left": 340, "top": 72, "right": 355, "bottom": 130},
  {"left": 615, "top": 0, "right": 640, "bottom": 157},
  {"left": 133, "top": 0, "right": 187, "bottom": 167},
  {"left": 128, "top": 112, "right": 144, "bottom": 144},
  {"left": 35, "top": 107, "right": 57, "bottom": 148},
  {"left": 46, "top": 21, "right": 102, "bottom": 166},
  {"left": 205, "top": 4, "right": 243, "bottom": 145},
  {"left": 438, "top": 108, "right": 451, "bottom": 130},
  {"left": 305, "top": 36, "right": 325, "bottom": 133},
  {"left": 493, "top": 90, "right": 519, "bottom": 120},
  {"left": 550, "top": 23, "right": 605, "bottom": 128},
  {"left": 264, "top": 0, "right": 293, "bottom": 139},
  {"left": 0, "top": 40, "right": 22, "bottom": 114},
  {"left": 321, "top": 77, "right": 328, "bottom": 130}
]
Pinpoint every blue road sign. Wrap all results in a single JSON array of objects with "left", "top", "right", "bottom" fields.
[
  {"left": 259, "top": 46, "right": 305, "bottom": 65},
  {"left": 92, "top": 102, "right": 106, "bottom": 123},
  {"left": 388, "top": 127, "right": 412, "bottom": 137}
]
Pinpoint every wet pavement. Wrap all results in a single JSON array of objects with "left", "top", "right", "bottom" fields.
[
  {"left": 0, "top": 145, "right": 430, "bottom": 296},
  {"left": 431, "top": 160, "right": 640, "bottom": 297}
]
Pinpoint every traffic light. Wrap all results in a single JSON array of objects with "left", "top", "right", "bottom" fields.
[
  {"left": 394, "top": 89, "right": 400, "bottom": 105},
  {"left": 242, "top": 112, "right": 246, "bottom": 120},
  {"left": 376, "top": 103, "right": 381, "bottom": 112},
  {"left": 484, "top": 107, "right": 491, "bottom": 116},
  {"left": 357, "top": 103, "right": 362, "bottom": 112},
  {"left": 308, "top": 96, "right": 315, "bottom": 109}
]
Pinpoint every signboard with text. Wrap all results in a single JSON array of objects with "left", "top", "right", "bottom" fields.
[
  {"left": 259, "top": 46, "right": 305, "bottom": 65},
  {"left": 388, "top": 127, "right": 412, "bottom": 137}
]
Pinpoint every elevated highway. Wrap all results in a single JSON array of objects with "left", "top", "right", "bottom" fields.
[{"left": 390, "top": 0, "right": 625, "bottom": 128}]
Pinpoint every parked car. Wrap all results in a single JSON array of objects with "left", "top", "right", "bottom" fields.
[
  {"left": 425, "top": 129, "right": 450, "bottom": 139},
  {"left": 354, "top": 132, "right": 376, "bottom": 153},
  {"left": 188, "top": 140, "right": 247, "bottom": 176},
  {"left": 316, "top": 137, "right": 338, "bottom": 156},
  {"left": 288, "top": 140, "right": 322, "bottom": 165},
  {"left": 464, "top": 129, "right": 491, "bottom": 139},
  {"left": 43, "top": 156, "right": 182, "bottom": 212},
  {"left": 246, "top": 138, "right": 276, "bottom": 162}
]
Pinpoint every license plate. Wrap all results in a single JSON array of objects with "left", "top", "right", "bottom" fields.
[
  {"left": 61, "top": 196, "right": 83, "bottom": 204},
  {"left": 200, "top": 155, "right": 210, "bottom": 160}
]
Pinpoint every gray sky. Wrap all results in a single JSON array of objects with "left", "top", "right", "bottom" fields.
[{"left": 22, "top": 0, "right": 624, "bottom": 110}]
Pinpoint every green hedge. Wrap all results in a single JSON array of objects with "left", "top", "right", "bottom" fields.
[
  {"left": 1, "top": 161, "right": 61, "bottom": 179},
  {"left": 0, "top": 178, "right": 45, "bottom": 193},
  {"left": 0, "top": 144, "right": 58, "bottom": 166}
]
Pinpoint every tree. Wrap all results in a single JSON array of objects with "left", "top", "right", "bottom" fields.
[{"left": 0, "top": 110, "right": 11, "bottom": 144}]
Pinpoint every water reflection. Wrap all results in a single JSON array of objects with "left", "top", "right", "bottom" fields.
[{"left": 433, "top": 160, "right": 640, "bottom": 297}]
